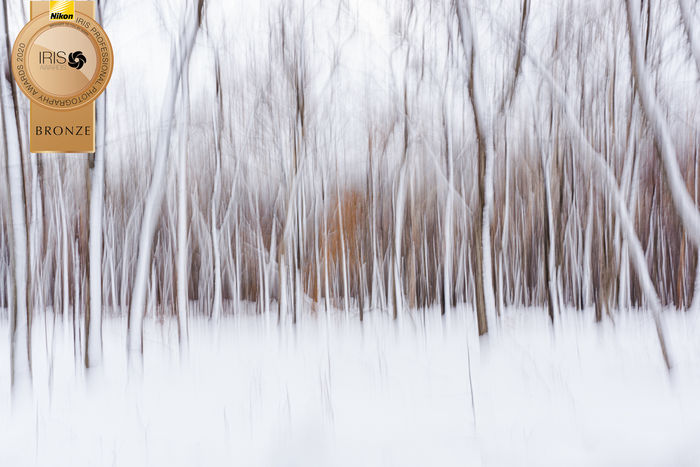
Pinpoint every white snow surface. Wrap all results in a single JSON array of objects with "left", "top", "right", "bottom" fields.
[{"left": 2, "top": 308, "right": 700, "bottom": 467}]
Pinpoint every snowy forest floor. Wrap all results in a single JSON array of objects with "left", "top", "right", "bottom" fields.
[{"left": 1, "top": 307, "right": 700, "bottom": 467}]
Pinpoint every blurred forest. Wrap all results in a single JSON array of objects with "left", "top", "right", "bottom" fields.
[{"left": 1, "top": 0, "right": 700, "bottom": 374}]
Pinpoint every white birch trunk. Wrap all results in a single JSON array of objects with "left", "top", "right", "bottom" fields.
[
  {"left": 211, "top": 210, "right": 222, "bottom": 320},
  {"left": 336, "top": 186, "right": 350, "bottom": 318},
  {"left": 542, "top": 149, "right": 559, "bottom": 321},
  {"left": 210, "top": 167, "right": 222, "bottom": 321},
  {"left": 87, "top": 88, "right": 107, "bottom": 368},
  {"left": 2, "top": 2, "right": 31, "bottom": 388},
  {"left": 323, "top": 211, "right": 331, "bottom": 314},
  {"left": 393, "top": 164, "right": 408, "bottom": 318},
  {"left": 443, "top": 117, "right": 455, "bottom": 316},
  {"left": 456, "top": 0, "right": 497, "bottom": 330},
  {"left": 499, "top": 134, "right": 511, "bottom": 313},
  {"left": 129, "top": 11, "right": 201, "bottom": 357},
  {"left": 176, "top": 60, "right": 191, "bottom": 344}
]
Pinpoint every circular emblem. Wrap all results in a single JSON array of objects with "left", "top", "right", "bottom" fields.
[{"left": 11, "top": 12, "right": 114, "bottom": 111}]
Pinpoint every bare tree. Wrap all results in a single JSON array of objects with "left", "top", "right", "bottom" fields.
[
  {"left": 625, "top": 0, "right": 700, "bottom": 247},
  {"left": 86, "top": 0, "right": 109, "bottom": 369},
  {"left": 129, "top": 0, "right": 205, "bottom": 359},
  {"left": 517, "top": 23, "right": 672, "bottom": 369},
  {"left": 456, "top": 0, "right": 495, "bottom": 335},
  {"left": 176, "top": 38, "right": 192, "bottom": 345},
  {"left": 2, "top": 0, "right": 31, "bottom": 389},
  {"left": 535, "top": 110, "right": 559, "bottom": 323}
]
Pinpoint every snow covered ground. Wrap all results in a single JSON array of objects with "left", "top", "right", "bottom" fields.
[{"left": 1, "top": 308, "right": 700, "bottom": 466}]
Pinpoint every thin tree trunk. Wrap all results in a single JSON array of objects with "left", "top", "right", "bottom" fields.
[
  {"left": 2, "top": 0, "right": 31, "bottom": 390},
  {"left": 86, "top": 88, "right": 106, "bottom": 369},
  {"left": 540, "top": 139, "right": 559, "bottom": 323},
  {"left": 443, "top": 107, "right": 455, "bottom": 316},
  {"left": 456, "top": 0, "right": 495, "bottom": 335},
  {"left": 210, "top": 59, "right": 224, "bottom": 322},
  {"left": 86, "top": 1, "right": 108, "bottom": 367},
  {"left": 176, "top": 57, "right": 192, "bottom": 344}
]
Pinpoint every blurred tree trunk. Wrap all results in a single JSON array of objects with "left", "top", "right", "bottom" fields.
[
  {"left": 176, "top": 48, "right": 192, "bottom": 344},
  {"left": 129, "top": 1, "right": 205, "bottom": 359},
  {"left": 2, "top": 0, "right": 31, "bottom": 390},
  {"left": 456, "top": 0, "right": 495, "bottom": 335},
  {"left": 211, "top": 58, "right": 224, "bottom": 321},
  {"left": 86, "top": 0, "right": 108, "bottom": 369},
  {"left": 538, "top": 127, "right": 558, "bottom": 323},
  {"left": 442, "top": 107, "right": 454, "bottom": 316}
]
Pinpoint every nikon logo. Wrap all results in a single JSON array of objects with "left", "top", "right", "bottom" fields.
[
  {"left": 49, "top": 1, "right": 75, "bottom": 21},
  {"left": 50, "top": 12, "right": 74, "bottom": 20}
]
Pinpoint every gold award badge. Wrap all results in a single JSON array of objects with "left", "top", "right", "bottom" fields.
[{"left": 12, "top": 1, "right": 114, "bottom": 153}]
